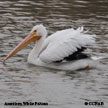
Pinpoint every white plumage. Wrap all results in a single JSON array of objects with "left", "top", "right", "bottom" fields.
[
  {"left": 39, "top": 26, "right": 95, "bottom": 63},
  {"left": 27, "top": 24, "right": 97, "bottom": 70}
]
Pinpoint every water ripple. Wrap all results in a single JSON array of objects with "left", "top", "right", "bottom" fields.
[{"left": 0, "top": 0, "right": 108, "bottom": 107}]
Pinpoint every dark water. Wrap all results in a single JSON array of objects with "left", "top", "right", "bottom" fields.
[{"left": 0, "top": 0, "right": 108, "bottom": 107}]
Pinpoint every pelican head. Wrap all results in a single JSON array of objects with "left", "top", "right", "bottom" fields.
[{"left": 2, "top": 24, "right": 47, "bottom": 62}]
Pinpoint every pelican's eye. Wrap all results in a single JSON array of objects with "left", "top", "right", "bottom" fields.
[{"left": 33, "top": 30, "right": 37, "bottom": 35}]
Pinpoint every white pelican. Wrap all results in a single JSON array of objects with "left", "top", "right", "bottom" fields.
[{"left": 2, "top": 24, "right": 97, "bottom": 70}]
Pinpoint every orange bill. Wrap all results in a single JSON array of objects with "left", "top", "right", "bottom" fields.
[{"left": 2, "top": 32, "right": 41, "bottom": 62}]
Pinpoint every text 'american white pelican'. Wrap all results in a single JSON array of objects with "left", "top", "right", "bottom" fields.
[{"left": 2, "top": 24, "right": 97, "bottom": 70}]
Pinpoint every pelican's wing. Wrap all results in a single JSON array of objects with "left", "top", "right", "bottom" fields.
[{"left": 39, "top": 27, "right": 96, "bottom": 63}]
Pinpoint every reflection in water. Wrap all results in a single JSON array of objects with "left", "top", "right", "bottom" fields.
[{"left": 0, "top": 0, "right": 108, "bottom": 107}]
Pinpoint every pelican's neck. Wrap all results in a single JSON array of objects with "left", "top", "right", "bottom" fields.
[{"left": 28, "top": 36, "right": 45, "bottom": 64}]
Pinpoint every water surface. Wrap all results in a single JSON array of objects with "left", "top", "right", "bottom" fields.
[{"left": 0, "top": 0, "right": 108, "bottom": 107}]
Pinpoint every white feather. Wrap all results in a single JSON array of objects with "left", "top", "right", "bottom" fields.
[{"left": 39, "top": 27, "right": 96, "bottom": 63}]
